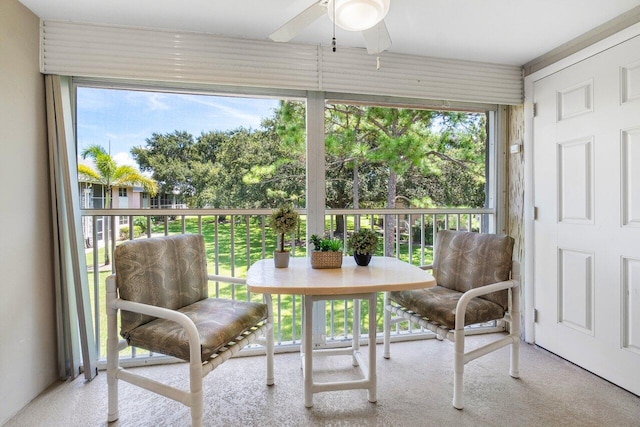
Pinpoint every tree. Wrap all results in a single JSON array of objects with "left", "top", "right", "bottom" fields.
[
  {"left": 207, "top": 127, "right": 304, "bottom": 208},
  {"left": 270, "top": 102, "right": 487, "bottom": 251},
  {"left": 236, "top": 101, "right": 307, "bottom": 208},
  {"left": 132, "top": 120, "right": 307, "bottom": 209},
  {"left": 325, "top": 104, "right": 385, "bottom": 232},
  {"left": 399, "top": 114, "right": 487, "bottom": 207},
  {"left": 131, "top": 131, "right": 202, "bottom": 205},
  {"left": 79, "top": 144, "right": 158, "bottom": 264}
]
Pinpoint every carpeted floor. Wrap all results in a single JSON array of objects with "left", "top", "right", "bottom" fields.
[{"left": 6, "top": 335, "right": 640, "bottom": 426}]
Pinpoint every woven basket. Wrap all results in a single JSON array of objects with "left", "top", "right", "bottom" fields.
[{"left": 310, "top": 251, "right": 343, "bottom": 269}]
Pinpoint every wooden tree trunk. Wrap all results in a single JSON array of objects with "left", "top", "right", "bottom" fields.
[
  {"left": 384, "top": 170, "right": 397, "bottom": 257},
  {"left": 334, "top": 215, "right": 345, "bottom": 237}
]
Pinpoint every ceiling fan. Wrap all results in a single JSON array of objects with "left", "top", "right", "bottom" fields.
[{"left": 269, "top": 0, "right": 392, "bottom": 54}]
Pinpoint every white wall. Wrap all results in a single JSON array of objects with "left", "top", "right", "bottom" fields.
[{"left": 0, "top": 0, "right": 57, "bottom": 423}]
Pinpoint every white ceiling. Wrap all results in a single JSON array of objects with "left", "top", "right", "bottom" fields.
[{"left": 18, "top": 0, "right": 640, "bottom": 66}]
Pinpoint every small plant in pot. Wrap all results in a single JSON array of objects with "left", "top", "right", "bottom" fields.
[
  {"left": 347, "top": 228, "right": 379, "bottom": 266},
  {"left": 309, "top": 234, "right": 343, "bottom": 269},
  {"left": 268, "top": 204, "right": 300, "bottom": 268}
]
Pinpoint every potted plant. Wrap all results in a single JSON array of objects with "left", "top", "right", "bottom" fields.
[
  {"left": 309, "top": 234, "right": 343, "bottom": 269},
  {"left": 269, "top": 204, "right": 300, "bottom": 268},
  {"left": 347, "top": 228, "right": 379, "bottom": 266}
]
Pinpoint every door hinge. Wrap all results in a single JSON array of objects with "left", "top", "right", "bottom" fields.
[
  {"left": 533, "top": 308, "right": 538, "bottom": 323},
  {"left": 533, "top": 103, "right": 538, "bottom": 117},
  {"left": 533, "top": 206, "right": 538, "bottom": 220}
]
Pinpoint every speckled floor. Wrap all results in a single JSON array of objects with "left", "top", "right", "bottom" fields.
[{"left": 6, "top": 335, "right": 640, "bottom": 426}]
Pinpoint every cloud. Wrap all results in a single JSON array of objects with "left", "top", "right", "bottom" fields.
[
  {"left": 113, "top": 152, "right": 138, "bottom": 167},
  {"left": 126, "top": 91, "right": 170, "bottom": 111},
  {"left": 77, "top": 155, "right": 95, "bottom": 168},
  {"left": 112, "top": 152, "right": 153, "bottom": 177},
  {"left": 146, "top": 93, "right": 171, "bottom": 111},
  {"left": 176, "top": 94, "right": 272, "bottom": 128}
]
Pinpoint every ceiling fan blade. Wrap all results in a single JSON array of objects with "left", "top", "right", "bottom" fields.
[
  {"left": 362, "top": 20, "right": 392, "bottom": 54},
  {"left": 269, "top": 1, "right": 327, "bottom": 42}
]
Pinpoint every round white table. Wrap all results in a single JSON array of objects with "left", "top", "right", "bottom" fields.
[{"left": 246, "top": 256, "right": 436, "bottom": 407}]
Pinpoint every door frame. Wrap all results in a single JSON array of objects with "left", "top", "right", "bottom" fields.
[{"left": 523, "top": 22, "right": 640, "bottom": 344}]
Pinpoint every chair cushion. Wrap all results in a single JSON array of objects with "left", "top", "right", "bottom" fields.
[
  {"left": 114, "top": 234, "right": 209, "bottom": 337},
  {"left": 124, "top": 298, "right": 268, "bottom": 362},
  {"left": 433, "top": 231, "right": 514, "bottom": 310},
  {"left": 390, "top": 286, "right": 506, "bottom": 330}
]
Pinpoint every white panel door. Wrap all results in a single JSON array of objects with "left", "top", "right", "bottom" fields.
[{"left": 533, "top": 34, "right": 640, "bottom": 395}]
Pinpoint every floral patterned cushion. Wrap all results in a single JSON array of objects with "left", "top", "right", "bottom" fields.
[
  {"left": 124, "top": 298, "right": 268, "bottom": 362},
  {"left": 115, "top": 234, "right": 210, "bottom": 337},
  {"left": 390, "top": 286, "right": 506, "bottom": 330},
  {"left": 432, "top": 230, "right": 514, "bottom": 310}
]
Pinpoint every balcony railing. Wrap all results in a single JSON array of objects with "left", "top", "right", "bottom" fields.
[{"left": 81, "top": 207, "right": 499, "bottom": 366}]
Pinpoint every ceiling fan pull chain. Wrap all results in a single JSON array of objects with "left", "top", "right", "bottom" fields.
[{"left": 332, "top": 0, "right": 337, "bottom": 52}]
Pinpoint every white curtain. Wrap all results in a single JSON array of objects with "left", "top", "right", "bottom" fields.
[{"left": 45, "top": 75, "right": 97, "bottom": 381}]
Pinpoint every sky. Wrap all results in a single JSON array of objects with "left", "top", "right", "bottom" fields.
[{"left": 76, "top": 87, "right": 281, "bottom": 168}]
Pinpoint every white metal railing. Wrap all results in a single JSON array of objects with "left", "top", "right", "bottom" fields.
[{"left": 82, "top": 207, "right": 497, "bottom": 365}]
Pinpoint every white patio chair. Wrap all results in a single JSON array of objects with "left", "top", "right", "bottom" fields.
[
  {"left": 383, "top": 230, "right": 520, "bottom": 409},
  {"left": 106, "top": 234, "right": 274, "bottom": 426}
]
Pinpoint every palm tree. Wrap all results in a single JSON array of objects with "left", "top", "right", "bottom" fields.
[{"left": 79, "top": 144, "right": 158, "bottom": 265}]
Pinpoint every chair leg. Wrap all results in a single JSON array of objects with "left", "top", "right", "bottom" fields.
[
  {"left": 106, "top": 339, "right": 119, "bottom": 422},
  {"left": 509, "top": 284, "right": 521, "bottom": 379},
  {"left": 383, "top": 292, "right": 391, "bottom": 359},
  {"left": 189, "top": 360, "right": 204, "bottom": 427},
  {"left": 510, "top": 337, "right": 520, "bottom": 379},
  {"left": 452, "top": 328, "right": 465, "bottom": 410},
  {"left": 106, "top": 276, "right": 119, "bottom": 423},
  {"left": 107, "top": 363, "right": 119, "bottom": 423}
]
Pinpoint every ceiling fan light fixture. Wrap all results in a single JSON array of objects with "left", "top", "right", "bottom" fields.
[{"left": 327, "top": 0, "right": 390, "bottom": 32}]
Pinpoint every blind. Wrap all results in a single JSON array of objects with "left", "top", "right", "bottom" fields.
[{"left": 41, "top": 20, "right": 523, "bottom": 105}]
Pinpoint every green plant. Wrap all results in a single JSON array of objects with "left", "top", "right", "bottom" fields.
[
  {"left": 310, "top": 234, "right": 342, "bottom": 252},
  {"left": 119, "top": 225, "right": 143, "bottom": 240},
  {"left": 268, "top": 205, "right": 300, "bottom": 252},
  {"left": 133, "top": 216, "right": 148, "bottom": 233},
  {"left": 347, "top": 228, "right": 379, "bottom": 255}
]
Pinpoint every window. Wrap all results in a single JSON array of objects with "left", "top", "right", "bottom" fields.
[
  {"left": 76, "top": 86, "right": 306, "bottom": 210},
  {"left": 323, "top": 103, "right": 488, "bottom": 210},
  {"left": 91, "top": 185, "right": 104, "bottom": 209},
  {"left": 73, "top": 81, "right": 502, "bottom": 364}
]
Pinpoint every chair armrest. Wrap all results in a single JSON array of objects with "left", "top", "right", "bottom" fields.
[
  {"left": 419, "top": 264, "right": 434, "bottom": 271},
  {"left": 454, "top": 279, "right": 519, "bottom": 330},
  {"left": 208, "top": 275, "right": 247, "bottom": 285},
  {"left": 115, "top": 299, "right": 202, "bottom": 363}
]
